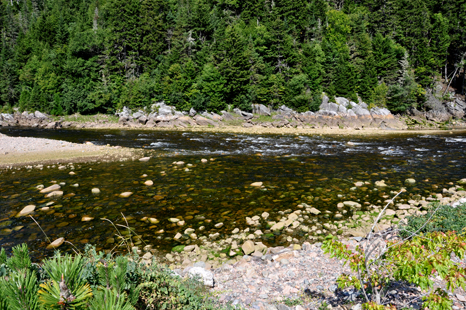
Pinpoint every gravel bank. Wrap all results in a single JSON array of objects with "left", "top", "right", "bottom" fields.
[{"left": 0, "top": 132, "right": 136, "bottom": 167}]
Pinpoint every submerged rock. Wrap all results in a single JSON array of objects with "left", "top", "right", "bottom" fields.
[
  {"left": 91, "top": 188, "right": 100, "bottom": 194},
  {"left": 46, "top": 237, "right": 64, "bottom": 249},
  {"left": 119, "top": 192, "right": 133, "bottom": 198},
  {"left": 17, "top": 205, "right": 35, "bottom": 217},
  {"left": 40, "top": 184, "right": 61, "bottom": 194},
  {"left": 46, "top": 191, "right": 63, "bottom": 198}
]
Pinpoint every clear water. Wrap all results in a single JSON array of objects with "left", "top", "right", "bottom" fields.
[{"left": 1, "top": 127, "right": 465, "bottom": 260}]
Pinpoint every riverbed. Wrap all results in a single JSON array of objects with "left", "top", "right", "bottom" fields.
[{"left": 0, "top": 127, "right": 465, "bottom": 260}]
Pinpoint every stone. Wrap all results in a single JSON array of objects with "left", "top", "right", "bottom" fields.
[
  {"left": 343, "top": 201, "right": 362, "bottom": 208},
  {"left": 375, "top": 180, "right": 387, "bottom": 187},
  {"left": 214, "top": 223, "right": 224, "bottom": 228},
  {"left": 405, "top": 178, "right": 416, "bottom": 185},
  {"left": 270, "top": 222, "right": 285, "bottom": 231},
  {"left": 252, "top": 104, "right": 271, "bottom": 116},
  {"left": 91, "top": 188, "right": 100, "bottom": 194},
  {"left": 232, "top": 228, "right": 239, "bottom": 234},
  {"left": 242, "top": 240, "right": 255, "bottom": 255},
  {"left": 288, "top": 213, "right": 298, "bottom": 221},
  {"left": 261, "top": 212, "right": 269, "bottom": 219},
  {"left": 142, "top": 252, "right": 153, "bottom": 260},
  {"left": 385, "top": 209, "right": 396, "bottom": 216},
  {"left": 174, "top": 233, "right": 182, "bottom": 240},
  {"left": 81, "top": 216, "right": 94, "bottom": 222},
  {"left": 456, "top": 294, "right": 466, "bottom": 302},
  {"left": 148, "top": 218, "right": 159, "bottom": 224},
  {"left": 458, "top": 179, "right": 466, "bottom": 185},
  {"left": 309, "top": 208, "right": 321, "bottom": 215},
  {"left": 188, "top": 267, "right": 214, "bottom": 287},
  {"left": 169, "top": 218, "right": 180, "bottom": 223},
  {"left": 46, "top": 237, "right": 64, "bottom": 249},
  {"left": 46, "top": 191, "right": 63, "bottom": 198},
  {"left": 201, "top": 159, "right": 208, "bottom": 163},
  {"left": 40, "top": 184, "right": 61, "bottom": 194},
  {"left": 139, "top": 157, "right": 151, "bottom": 162},
  {"left": 184, "top": 245, "right": 195, "bottom": 252},
  {"left": 17, "top": 205, "right": 35, "bottom": 217},
  {"left": 251, "top": 182, "right": 263, "bottom": 187},
  {"left": 144, "top": 180, "right": 154, "bottom": 186},
  {"left": 119, "top": 192, "right": 133, "bottom": 198}
]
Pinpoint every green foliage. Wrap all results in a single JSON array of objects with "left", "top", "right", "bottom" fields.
[
  {"left": 1, "top": 269, "right": 40, "bottom": 310},
  {"left": 136, "top": 265, "right": 217, "bottom": 310},
  {"left": 7, "top": 243, "right": 32, "bottom": 271},
  {"left": 323, "top": 231, "right": 466, "bottom": 309},
  {"left": 88, "top": 288, "right": 134, "bottom": 310},
  {"left": 399, "top": 202, "right": 466, "bottom": 239},
  {"left": 0, "top": 0, "right": 464, "bottom": 114},
  {"left": 39, "top": 253, "right": 93, "bottom": 309}
]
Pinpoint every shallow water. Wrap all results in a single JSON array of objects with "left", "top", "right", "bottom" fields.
[{"left": 0, "top": 127, "right": 465, "bottom": 259}]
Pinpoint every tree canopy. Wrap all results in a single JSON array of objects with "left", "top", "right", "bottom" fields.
[{"left": 0, "top": 0, "right": 464, "bottom": 115}]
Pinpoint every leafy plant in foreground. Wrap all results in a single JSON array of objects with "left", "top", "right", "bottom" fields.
[{"left": 323, "top": 231, "right": 466, "bottom": 309}]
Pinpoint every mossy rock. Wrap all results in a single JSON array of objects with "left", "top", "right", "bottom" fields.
[{"left": 171, "top": 245, "right": 185, "bottom": 253}]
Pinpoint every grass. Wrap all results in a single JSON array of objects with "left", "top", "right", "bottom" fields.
[{"left": 52, "top": 113, "right": 119, "bottom": 124}]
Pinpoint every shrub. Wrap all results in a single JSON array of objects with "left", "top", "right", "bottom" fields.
[{"left": 399, "top": 202, "right": 466, "bottom": 239}]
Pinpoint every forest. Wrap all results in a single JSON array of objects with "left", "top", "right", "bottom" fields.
[{"left": 0, "top": 0, "right": 465, "bottom": 115}]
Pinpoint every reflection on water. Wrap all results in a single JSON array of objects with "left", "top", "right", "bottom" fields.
[{"left": 0, "top": 127, "right": 465, "bottom": 259}]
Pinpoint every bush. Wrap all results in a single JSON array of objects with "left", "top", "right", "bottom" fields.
[
  {"left": 399, "top": 202, "right": 466, "bottom": 239},
  {"left": 0, "top": 244, "right": 226, "bottom": 310}
]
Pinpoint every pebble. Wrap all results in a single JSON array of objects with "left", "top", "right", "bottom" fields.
[
  {"left": 144, "top": 180, "right": 154, "bottom": 186},
  {"left": 119, "top": 192, "right": 133, "bottom": 198},
  {"left": 17, "top": 205, "right": 35, "bottom": 217},
  {"left": 91, "top": 188, "right": 100, "bottom": 194}
]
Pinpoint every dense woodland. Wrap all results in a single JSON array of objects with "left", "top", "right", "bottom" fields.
[{"left": 0, "top": 0, "right": 465, "bottom": 115}]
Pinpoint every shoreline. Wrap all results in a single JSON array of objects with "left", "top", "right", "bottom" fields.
[
  {"left": 1, "top": 124, "right": 466, "bottom": 167},
  {"left": 0, "top": 132, "right": 140, "bottom": 168}
]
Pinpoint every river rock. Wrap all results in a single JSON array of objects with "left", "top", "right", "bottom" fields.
[
  {"left": 184, "top": 245, "right": 195, "bottom": 252},
  {"left": 91, "top": 188, "right": 100, "bottom": 194},
  {"left": 375, "top": 180, "right": 387, "bottom": 187},
  {"left": 188, "top": 267, "right": 214, "bottom": 287},
  {"left": 120, "top": 192, "right": 133, "bottom": 198},
  {"left": 261, "top": 212, "right": 269, "bottom": 219},
  {"left": 270, "top": 222, "right": 285, "bottom": 231},
  {"left": 139, "top": 157, "right": 151, "bottom": 162},
  {"left": 149, "top": 218, "right": 159, "bottom": 224},
  {"left": 457, "top": 178, "right": 466, "bottom": 185},
  {"left": 46, "top": 191, "right": 63, "bottom": 198},
  {"left": 405, "top": 178, "right": 416, "bottom": 185},
  {"left": 144, "top": 180, "right": 154, "bottom": 186},
  {"left": 201, "top": 159, "right": 208, "bottom": 163},
  {"left": 46, "top": 237, "right": 64, "bottom": 249},
  {"left": 214, "top": 222, "right": 223, "bottom": 228},
  {"left": 174, "top": 233, "right": 182, "bottom": 240},
  {"left": 251, "top": 182, "right": 263, "bottom": 187},
  {"left": 169, "top": 218, "right": 180, "bottom": 223},
  {"left": 17, "top": 205, "right": 35, "bottom": 217},
  {"left": 343, "top": 201, "right": 362, "bottom": 208},
  {"left": 309, "top": 208, "right": 321, "bottom": 215},
  {"left": 385, "top": 209, "right": 396, "bottom": 216},
  {"left": 81, "top": 216, "right": 94, "bottom": 222},
  {"left": 242, "top": 240, "right": 255, "bottom": 255},
  {"left": 40, "top": 184, "right": 61, "bottom": 194}
]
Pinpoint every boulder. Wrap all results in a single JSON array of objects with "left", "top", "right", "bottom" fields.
[
  {"left": 188, "top": 267, "right": 214, "bottom": 287},
  {"left": 138, "top": 116, "right": 148, "bottom": 125},
  {"left": 278, "top": 105, "right": 294, "bottom": 114},
  {"left": 233, "top": 108, "right": 253, "bottom": 120},
  {"left": 34, "top": 111, "right": 48, "bottom": 119},
  {"left": 220, "top": 111, "right": 235, "bottom": 121},
  {"left": 115, "top": 106, "right": 131, "bottom": 118},
  {"left": 153, "top": 102, "right": 174, "bottom": 116},
  {"left": 193, "top": 115, "right": 219, "bottom": 127},
  {"left": 252, "top": 104, "right": 271, "bottom": 116},
  {"left": 132, "top": 111, "right": 145, "bottom": 119},
  {"left": 189, "top": 108, "right": 197, "bottom": 117}
]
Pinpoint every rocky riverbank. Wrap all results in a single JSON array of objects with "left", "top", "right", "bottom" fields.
[
  {"left": 130, "top": 180, "right": 466, "bottom": 310},
  {"left": 2, "top": 96, "right": 466, "bottom": 133},
  {"left": 0, "top": 132, "right": 138, "bottom": 168}
]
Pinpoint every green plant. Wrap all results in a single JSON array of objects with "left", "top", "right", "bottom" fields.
[
  {"left": 136, "top": 264, "right": 216, "bottom": 310},
  {"left": 1, "top": 269, "right": 40, "bottom": 310},
  {"left": 399, "top": 202, "right": 466, "bottom": 239},
  {"left": 88, "top": 288, "right": 134, "bottom": 310},
  {"left": 323, "top": 191, "right": 466, "bottom": 310},
  {"left": 38, "top": 253, "right": 93, "bottom": 309}
]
